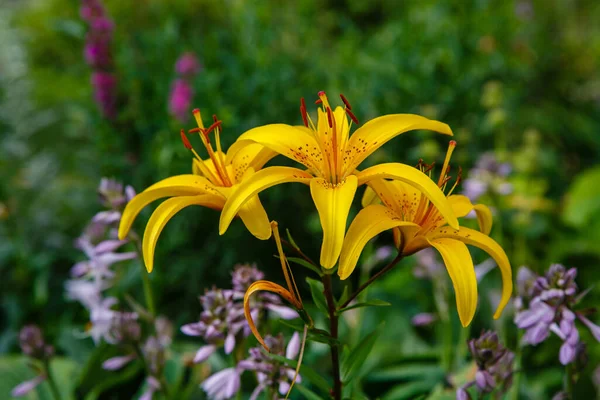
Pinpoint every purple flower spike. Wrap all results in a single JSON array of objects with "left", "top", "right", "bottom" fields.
[
  {"left": 175, "top": 52, "right": 201, "bottom": 76},
  {"left": 102, "top": 354, "right": 136, "bottom": 370},
  {"left": 464, "top": 331, "right": 514, "bottom": 396}
]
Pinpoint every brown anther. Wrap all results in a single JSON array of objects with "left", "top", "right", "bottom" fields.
[
  {"left": 192, "top": 108, "right": 200, "bottom": 114},
  {"left": 424, "top": 162, "right": 436, "bottom": 173},
  {"left": 326, "top": 107, "right": 333, "bottom": 128},
  {"left": 188, "top": 127, "right": 203, "bottom": 133},
  {"left": 315, "top": 99, "right": 323, "bottom": 105},
  {"left": 300, "top": 98, "right": 308, "bottom": 127},
  {"left": 212, "top": 114, "right": 218, "bottom": 124},
  {"left": 204, "top": 120, "right": 223, "bottom": 136},
  {"left": 340, "top": 94, "right": 352, "bottom": 110},
  {"left": 441, "top": 175, "right": 452, "bottom": 186},
  {"left": 416, "top": 158, "right": 424, "bottom": 168},
  {"left": 180, "top": 129, "right": 192, "bottom": 150},
  {"left": 456, "top": 166, "right": 463, "bottom": 185},
  {"left": 345, "top": 108, "right": 360, "bottom": 125},
  {"left": 318, "top": 90, "right": 326, "bottom": 97}
]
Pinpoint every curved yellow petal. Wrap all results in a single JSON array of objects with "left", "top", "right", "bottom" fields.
[
  {"left": 244, "top": 280, "right": 298, "bottom": 352},
  {"left": 343, "top": 114, "right": 453, "bottom": 173},
  {"left": 142, "top": 195, "right": 225, "bottom": 273},
  {"left": 357, "top": 163, "right": 459, "bottom": 230},
  {"left": 473, "top": 204, "right": 493, "bottom": 235},
  {"left": 219, "top": 166, "right": 313, "bottom": 235},
  {"left": 338, "top": 204, "right": 418, "bottom": 280},
  {"left": 366, "top": 178, "right": 422, "bottom": 221},
  {"left": 227, "top": 142, "right": 277, "bottom": 183},
  {"left": 231, "top": 124, "right": 324, "bottom": 174},
  {"left": 310, "top": 175, "right": 358, "bottom": 269},
  {"left": 448, "top": 195, "right": 474, "bottom": 218},
  {"left": 430, "top": 226, "right": 512, "bottom": 319},
  {"left": 237, "top": 195, "right": 271, "bottom": 240},
  {"left": 429, "top": 238, "right": 478, "bottom": 327},
  {"left": 361, "top": 186, "right": 381, "bottom": 208},
  {"left": 118, "top": 175, "right": 222, "bottom": 240}
]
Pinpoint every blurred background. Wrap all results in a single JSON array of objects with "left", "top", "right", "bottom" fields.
[{"left": 1, "top": 0, "right": 599, "bottom": 398}]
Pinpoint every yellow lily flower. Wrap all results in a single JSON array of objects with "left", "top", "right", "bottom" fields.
[
  {"left": 338, "top": 141, "right": 513, "bottom": 327},
  {"left": 118, "top": 109, "right": 277, "bottom": 272},
  {"left": 219, "top": 92, "right": 457, "bottom": 269}
]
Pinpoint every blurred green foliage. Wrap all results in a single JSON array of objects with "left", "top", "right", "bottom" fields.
[{"left": 1, "top": 0, "right": 600, "bottom": 398}]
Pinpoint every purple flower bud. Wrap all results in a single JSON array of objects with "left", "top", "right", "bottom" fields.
[
  {"left": 91, "top": 71, "right": 117, "bottom": 119},
  {"left": 102, "top": 354, "right": 136, "bottom": 370},
  {"left": 559, "top": 342, "right": 576, "bottom": 365},
  {"left": 202, "top": 368, "right": 241, "bottom": 400},
  {"left": 224, "top": 333, "right": 236, "bottom": 354},
  {"left": 551, "top": 392, "right": 569, "bottom": 400},
  {"left": 19, "top": 325, "right": 52, "bottom": 360},
  {"left": 11, "top": 375, "right": 46, "bottom": 397},
  {"left": 265, "top": 304, "right": 298, "bottom": 320},
  {"left": 578, "top": 315, "right": 600, "bottom": 342},
  {"left": 411, "top": 312, "right": 437, "bottom": 327},
  {"left": 475, "top": 370, "right": 495, "bottom": 391},
  {"left": 522, "top": 321, "right": 550, "bottom": 345},
  {"left": 286, "top": 332, "right": 301, "bottom": 360},
  {"left": 194, "top": 344, "right": 217, "bottom": 363},
  {"left": 232, "top": 263, "right": 264, "bottom": 295},
  {"left": 456, "top": 387, "right": 472, "bottom": 400}
]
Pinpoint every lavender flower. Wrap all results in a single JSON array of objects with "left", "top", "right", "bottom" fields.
[
  {"left": 12, "top": 326, "right": 54, "bottom": 397},
  {"left": 140, "top": 376, "right": 161, "bottom": 400},
  {"left": 457, "top": 331, "right": 514, "bottom": 398},
  {"left": 168, "top": 53, "right": 200, "bottom": 122},
  {"left": 514, "top": 264, "right": 600, "bottom": 365},
  {"left": 202, "top": 368, "right": 241, "bottom": 400},
  {"left": 463, "top": 152, "right": 512, "bottom": 202},
  {"left": 181, "top": 288, "right": 246, "bottom": 363},
  {"left": 182, "top": 264, "right": 296, "bottom": 364},
  {"left": 237, "top": 332, "right": 302, "bottom": 399},
  {"left": 411, "top": 312, "right": 437, "bottom": 327}
]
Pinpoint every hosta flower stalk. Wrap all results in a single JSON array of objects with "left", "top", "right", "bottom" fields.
[
  {"left": 219, "top": 91, "right": 456, "bottom": 268},
  {"left": 339, "top": 141, "right": 513, "bottom": 326},
  {"left": 118, "top": 109, "right": 277, "bottom": 272}
]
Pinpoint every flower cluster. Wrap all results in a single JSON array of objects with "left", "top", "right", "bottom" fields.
[
  {"left": 462, "top": 152, "right": 512, "bottom": 202},
  {"left": 11, "top": 325, "right": 55, "bottom": 397},
  {"left": 457, "top": 331, "right": 514, "bottom": 399},
  {"left": 65, "top": 178, "right": 138, "bottom": 344},
  {"left": 202, "top": 332, "right": 301, "bottom": 400},
  {"left": 514, "top": 264, "right": 600, "bottom": 365},
  {"left": 169, "top": 52, "right": 201, "bottom": 122},
  {"left": 80, "top": 0, "right": 117, "bottom": 118},
  {"left": 181, "top": 263, "right": 295, "bottom": 364}
]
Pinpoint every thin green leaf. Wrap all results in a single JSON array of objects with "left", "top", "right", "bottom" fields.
[
  {"left": 337, "top": 299, "right": 391, "bottom": 314},
  {"left": 266, "top": 353, "right": 331, "bottom": 395},
  {"left": 306, "top": 277, "right": 329, "bottom": 317},
  {"left": 381, "top": 380, "right": 435, "bottom": 400},
  {"left": 295, "top": 384, "right": 325, "bottom": 400},
  {"left": 287, "top": 256, "right": 323, "bottom": 276},
  {"left": 338, "top": 284, "right": 350, "bottom": 306},
  {"left": 278, "top": 320, "right": 339, "bottom": 345},
  {"left": 286, "top": 228, "right": 300, "bottom": 250},
  {"left": 367, "top": 364, "right": 444, "bottom": 382},
  {"left": 341, "top": 322, "right": 385, "bottom": 384}
]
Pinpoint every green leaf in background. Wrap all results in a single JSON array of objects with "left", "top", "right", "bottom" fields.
[
  {"left": 286, "top": 256, "right": 323, "bottom": 277},
  {"left": 368, "top": 364, "right": 444, "bottom": 382},
  {"left": 266, "top": 352, "right": 331, "bottom": 395},
  {"left": 0, "top": 356, "right": 79, "bottom": 400},
  {"left": 306, "top": 277, "right": 329, "bottom": 317},
  {"left": 337, "top": 299, "right": 391, "bottom": 314},
  {"left": 341, "top": 322, "right": 385, "bottom": 384},
  {"left": 562, "top": 166, "right": 600, "bottom": 227},
  {"left": 295, "top": 383, "right": 325, "bottom": 400},
  {"left": 382, "top": 380, "right": 437, "bottom": 400}
]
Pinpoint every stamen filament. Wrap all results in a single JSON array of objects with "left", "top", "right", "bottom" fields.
[
  {"left": 437, "top": 140, "right": 456, "bottom": 186},
  {"left": 272, "top": 221, "right": 302, "bottom": 307}
]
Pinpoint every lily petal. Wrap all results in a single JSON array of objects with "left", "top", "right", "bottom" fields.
[
  {"left": 448, "top": 195, "right": 474, "bottom": 218},
  {"left": 244, "top": 280, "right": 298, "bottom": 352},
  {"left": 429, "top": 238, "right": 478, "bottom": 327},
  {"left": 119, "top": 175, "right": 221, "bottom": 240},
  {"left": 232, "top": 124, "right": 324, "bottom": 174},
  {"left": 228, "top": 142, "right": 277, "bottom": 184},
  {"left": 357, "top": 163, "right": 459, "bottom": 230},
  {"left": 473, "top": 204, "right": 493, "bottom": 235},
  {"left": 338, "top": 204, "right": 419, "bottom": 279},
  {"left": 343, "top": 114, "right": 452, "bottom": 174},
  {"left": 310, "top": 175, "right": 358, "bottom": 269},
  {"left": 143, "top": 195, "right": 225, "bottom": 272},
  {"left": 219, "top": 167, "right": 313, "bottom": 236},
  {"left": 430, "top": 226, "right": 512, "bottom": 319},
  {"left": 361, "top": 186, "right": 380, "bottom": 208},
  {"left": 238, "top": 195, "right": 271, "bottom": 240}
]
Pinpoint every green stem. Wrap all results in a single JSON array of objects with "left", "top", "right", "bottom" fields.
[
  {"left": 509, "top": 336, "right": 522, "bottom": 400},
  {"left": 565, "top": 363, "right": 575, "bottom": 399},
  {"left": 340, "top": 254, "right": 403, "bottom": 309},
  {"left": 129, "top": 232, "right": 156, "bottom": 317},
  {"left": 43, "top": 358, "right": 62, "bottom": 400},
  {"left": 322, "top": 274, "right": 342, "bottom": 400},
  {"left": 433, "top": 278, "right": 452, "bottom": 372}
]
